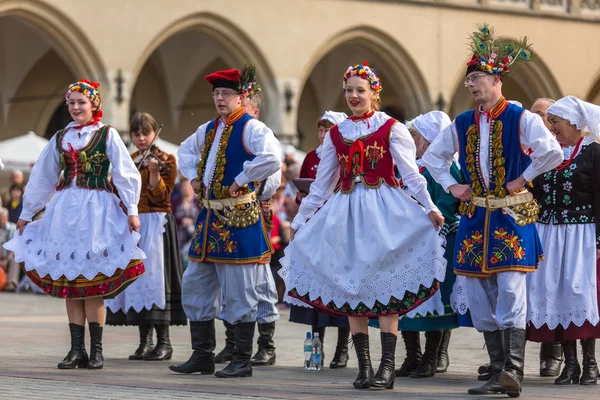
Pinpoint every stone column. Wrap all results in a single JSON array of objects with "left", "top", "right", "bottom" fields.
[
  {"left": 101, "top": 69, "right": 133, "bottom": 141},
  {"left": 275, "top": 76, "right": 301, "bottom": 147}
]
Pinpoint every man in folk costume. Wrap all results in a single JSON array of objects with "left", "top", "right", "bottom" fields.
[
  {"left": 214, "top": 67, "right": 282, "bottom": 367},
  {"left": 171, "top": 67, "right": 281, "bottom": 378},
  {"left": 423, "top": 24, "right": 563, "bottom": 397}
]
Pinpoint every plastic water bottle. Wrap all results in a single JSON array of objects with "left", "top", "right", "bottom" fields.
[
  {"left": 311, "top": 332, "right": 322, "bottom": 371},
  {"left": 304, "top": 332, "right": 312, "bottom": 370}
]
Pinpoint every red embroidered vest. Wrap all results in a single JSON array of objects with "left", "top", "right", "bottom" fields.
[{"left": 330, "top": 117, "right": 400, "bottom": 194}]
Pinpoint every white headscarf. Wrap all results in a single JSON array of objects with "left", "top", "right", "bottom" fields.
[
  {"left": 320, "top": 110, "right": 348, "bottom": 125},
  {"left": 410, "top": 111, "right": 452, "bottom": 144},
  {"left": 547, "top": 96, "right": 600, "bottom": 141},
  {"left": 0, "top": 158, "right": 3, "bottom": 170}
]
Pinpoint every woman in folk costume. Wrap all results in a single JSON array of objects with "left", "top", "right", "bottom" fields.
[
  {"left": 527, "top": 96, "right": 600, "bottom": 385},
  {"left": 279, "top": 62, "right": 447, "bottom": 390},
  {"left": 372, "top": 111, "right": 461, "bottom": 379},
  {"left": 4, "top": 79, "right": 146, "bottom": 369},
  {"left": 105, "top": 112, "right": 187, "bottom": 361},
  {"left": 289, "top": 110, "right": 353, "bottom": 369}
]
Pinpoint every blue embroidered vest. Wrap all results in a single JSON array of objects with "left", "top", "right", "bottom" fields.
[
  {"left": 188, "top": 110, "right": 273, "bottom": 264},
  {"left": 453, "top": 100, "right": 543, "bottom": 276}
]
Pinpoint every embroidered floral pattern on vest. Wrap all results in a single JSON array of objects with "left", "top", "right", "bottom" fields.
[
  {"left": 365, "top": 141, "right": 386, "bottom": 169},
  {"left": 195, "top": 107, "right": 246, "bottom": 200}
]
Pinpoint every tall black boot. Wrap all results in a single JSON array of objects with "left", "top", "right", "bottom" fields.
[
  {"left": 57, "top": 323, "right": 88, "bottom": 369},
  {"left": 169, "top": 320, "right": 216, "bottom": 374},
  {"left": 437, "top": 330, "right": 452, "bottom": 373},
  {"left": 144, "top": 324, "right": 173, "bottom": 361},
  {"left": 468, "top": 331, "right": 506, "bottom": 395},
  {"left": 478, "top": 363, "right": 493, "bottom": 381},
  {"left": 250, "top": 322, "right": 276, "bottom": 366},
  {"left": 215, "top": 321, "right": 235, "bottom": 363},
  {"left": 554, "top": 340, "right": 580, "bottom": 385},
  {"left": 498, "top": 328, "right": 526, "bottom": 398},
  {"left": 330, "top": 326, "right": 350, "bottom": 369},
  {"left": 539, "top": 342, "right": 563, "bottom": 377},
  {"left": 313, "top": 326, "right": 326, "bottom": 367},
  {"left": 580, "top": 339, "right": 599, "bottom": 385},
  {"left": 88, "top": 322, "right": 104, "bottom": 369},
  {"left": 215, "top": 322, "right": 255, "bottom": 378},
  {"left": 395, "top": 331, "right": 422, "bottom": 377},
  {"left": 410, "top": 330, "right": 443, "bottom": 378},
  {"left": 352, "top": 332, "right": 373, "bottom": 389},
  {"left": 371, "top": 332, "right": 397, "bottom": 389},
  {"left": 129, "top": 324, "right": 154, "bottom": 360}
]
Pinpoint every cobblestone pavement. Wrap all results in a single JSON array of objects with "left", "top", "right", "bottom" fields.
[{"left": 1, "top": 293, "right": 598, "bottom": 399}]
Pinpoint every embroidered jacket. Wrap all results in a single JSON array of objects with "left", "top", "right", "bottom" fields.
[
  {"left": 56, "top": 125, "right": 113, "bottom": 192},
  {"left": 300, "top": 149, "right": 320, "bottom": 179},
  {"left": 133, "top": 146, "right": 177, "bottom": 214},
  {"left": 188, "top": 110, "right": 273, "bottom": 264},
  {"left": 532, "top": 139, "right": 600, "bottom": 248},
  {"left": 329, "top": 117, "right": 400, "bottom": 194},
  {"left": 454, "top": 101, "right": 544, "bottom": 277}
]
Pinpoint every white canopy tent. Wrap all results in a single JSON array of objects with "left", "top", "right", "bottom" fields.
[{"left": 0, "top": 131, "right": 50, "bottom": 172}]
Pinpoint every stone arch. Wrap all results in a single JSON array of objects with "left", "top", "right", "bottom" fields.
[
  {"left": 0, "top": 1, "right": 105, "bottom": 139},
  {"left": 586, "top": 71, "right": 600, "bottom": 105},
  {"left": 296, "top": 26, "right": 431, "bottom": 151},
  {"left": 130, "top": 12, "right": 279, "bottom": 143},
  {"left": 449, "top": 52, "right": 562, "bottom": 117}
]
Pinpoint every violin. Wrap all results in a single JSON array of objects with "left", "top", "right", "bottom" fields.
[{"left": 133, "top": 150, "right": 171, "bottom": 172}]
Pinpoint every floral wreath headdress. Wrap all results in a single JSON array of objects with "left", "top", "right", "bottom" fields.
[
  {"left": 343, "top": 61, "right": 382, "bottom": 97},
  {"left": 466, "top": 23, "right": 533, "bottom": 77},
  {"left": 239, "top": 64, "right": 262, "bottom": 100},
  {"left": 65, "top": 79, "right": 103, "bottom": 122}
]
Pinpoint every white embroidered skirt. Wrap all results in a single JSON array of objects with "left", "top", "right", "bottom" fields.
[{"left": 278, "top": 184, "right": 447, "bottom": 317}]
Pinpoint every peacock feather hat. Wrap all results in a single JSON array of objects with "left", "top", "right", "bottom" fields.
[
  {"left": 466, "top": 23, "right": 533, "bottom": 77},
  {"left": 240, "top": 63, "right": 262, "bottom": 100}
]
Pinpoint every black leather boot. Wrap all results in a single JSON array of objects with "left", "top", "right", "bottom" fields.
[
  {"left": 57, "top": 323, "right": 88, "bottom": 369},
  {"left": 539, "top": 342, "right": 563, "bottom": 377},
  {"left": 498, "top": 328, "right": 526, "bottom": 398},
  {"left": 554, "top": 340, "right": 580, "bottom": 385},
  {"left": 436, "top": 330, "right": 451, "bottom": 373},
  {"left": 129, "top": 324, "right": 154, "bottom": 360},
  {"left": 468, "top": 331, "right": 506, "bottom": 395},
  {"left": 330, "top": 326, "right": 350, "bottom": 369},
  {"left": 88, "top": 322, "right": 104, "bottom": 369},
  {"left": 371, "top": 332, "right": 397, "bottom": 389},
  {"left": 215, "top": 322, "right": 255, "bottom": 378},
  {"left": 215, "top": 321, "right": 235, "bottom": 364},
  {"left": 580, "top": 339, "right": 598, "bottom": 385},
  {"left": 169, "top": 320, "right": 216, "bottom": 374},
  {"left": 410, "top": 330, "right": 443, "bottom": 378},
  {"left": 352, "top": 332, "right": 373, "bottom": 389},
  {"left": 313, "top": 326, "right": 326, "bottom": 367},
  {"left": 478, "top": 363, "right": 493, "bottom": 381},
  {"left": 250, "top": 322, "right": 276, "bottom": 366},
  {"left": 144, "top": 324, "right": 173, "bottom": 361},
  {"left": 395, "top": 331, "right": 422, "bottom": 377}
]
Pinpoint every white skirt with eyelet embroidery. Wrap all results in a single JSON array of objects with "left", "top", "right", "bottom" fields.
[
  {"left": 278, "top": 184, "right": 447, "bottom": 313},
  {"left": 527, "top": 221, "right": 599, "bottom": 330},
  {"left": 4, "top": 186, "right": 146, "bottom": 281}
]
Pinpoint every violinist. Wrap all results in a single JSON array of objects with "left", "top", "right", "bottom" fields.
[{"left": 105, "top": 112, "right": 187, "bottom": 361}]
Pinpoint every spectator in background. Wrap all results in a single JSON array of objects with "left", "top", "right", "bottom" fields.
[
  {"left": 0, "top": 207, "right": 18, "bottom": 292},
  {"left": 1, "top": 170, "right": 25, "bottom": 206},
  {"left": 283, "top": 145, "right": 297, "bottom": 169},
  {"left": 173, "top": 178, "right": 199, "bottom": 248},
  {"left": 7, "top": 184, "right": 24, "bottom": 224}
]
